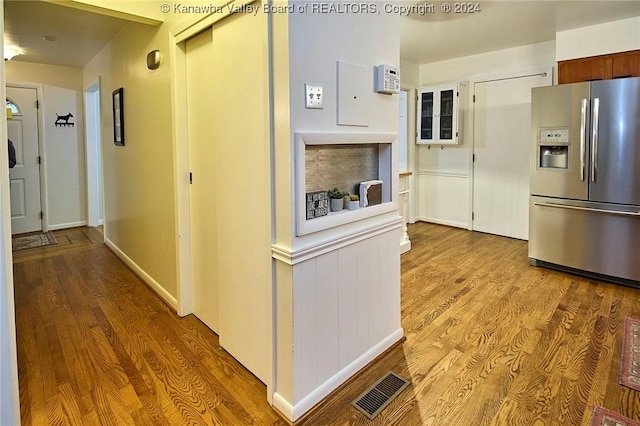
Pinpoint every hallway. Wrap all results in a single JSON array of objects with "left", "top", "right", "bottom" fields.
[{"left": 13, "top": 227, "right": 285, "bottom": 425}]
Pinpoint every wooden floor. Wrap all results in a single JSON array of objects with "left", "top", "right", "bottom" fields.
[
  {"left": 13, "top": 227, "right": 287, "bottom": 425},
  {"left": 13, "top": 223, "right": 640, "bottom": 425}
]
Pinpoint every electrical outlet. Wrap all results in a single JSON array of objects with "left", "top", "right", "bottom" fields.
[{"left": 305, "top": 84, "right": 323, "bottom": 109}]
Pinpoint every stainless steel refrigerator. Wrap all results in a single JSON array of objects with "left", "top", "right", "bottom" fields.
[{"left": 529, "top": 77, "right": 640, "bottom": 285}]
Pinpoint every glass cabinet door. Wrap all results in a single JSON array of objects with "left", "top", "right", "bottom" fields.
[
  {"left": 420, "top": 91, "right": 434, "bottom": 141},
  {"left": 439, "top": 89, "right": 454, "bottom": 141},
  {"left": 417, "top": 83, "right": 462, "bottom": 145}
]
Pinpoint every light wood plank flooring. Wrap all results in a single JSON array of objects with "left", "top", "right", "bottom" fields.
[{"left": 13, "top": 223, "right": 640, "bottom": 425}]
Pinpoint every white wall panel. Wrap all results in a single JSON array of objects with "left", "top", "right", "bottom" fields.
[
  {"left": 337, "top": 243, "right": 358, "bottom": 368},
  {"left": 294, "top": 259, "right": 318, "bottom": 399},
  {"left": 292, "top": 227, "right": 402, "bottom": 407},
  {"left": 416, "top": 172, "right": 469, "bottom": 228},
  {"left": 315, "top": 251, "right": 339, "bottom": 386}
]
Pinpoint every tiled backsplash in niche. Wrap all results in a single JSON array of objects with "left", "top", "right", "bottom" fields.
[{"left": 305, "top": 144, "right": 379, "bottom": 196}]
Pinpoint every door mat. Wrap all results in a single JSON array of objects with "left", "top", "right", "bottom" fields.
[
  {"left": 12, "top": 231, "right": 57, "bottom": 251},
  {"left": 620, "top": 317, "right": 640, "bottom": 391},
  {"left": 590, "top": 406, "right": 640, "bottom": 426}
]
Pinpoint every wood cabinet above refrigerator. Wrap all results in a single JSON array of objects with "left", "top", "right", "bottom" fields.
[{"left": 558, "top": 50, "right": 640, "bottom": 84}]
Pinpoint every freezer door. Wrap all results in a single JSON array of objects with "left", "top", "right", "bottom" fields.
[
  {"left": 529, "top": 196, "right": 640, "bottom": 282},
  {"left": 590, "top": 78, "right": 640, "bottom": 205},
  {"left": 530, "top": 83, "right": 590, "bottom": 200}
]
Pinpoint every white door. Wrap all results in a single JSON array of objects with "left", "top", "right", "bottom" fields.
[
  {"left": 472, "top": 73, "right": 550, "bottom": 240},
  {"left": 7, "top": 87, "right": 42, "bottom": 235},
  {"left": 183, "top": 13, "right": 271, "bottom": 384},
  {"left": 186, "top": 29, "right": 220, "bottom": 333}
]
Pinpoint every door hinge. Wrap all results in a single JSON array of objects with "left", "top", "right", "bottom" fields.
[
  {"left": 472, "top": 154, "right": 475, "bottom": 162},
  {"left": 38, "top": 156, "right": 41, "bottom": 164},
  {"left": 189, "top": 172, "right": 193, "bottom": 184},
  {"left": 36, "top": 100, "right": 40, "bottom": 109},
  {"left": 472, "top": 212, "right": 475, "bottom": 221},
  {"left": 40, "top": 211, "right": 44, "bottom": 219},
  {"left": 473, "top": 94, "right": 476, "bottom": 103}
]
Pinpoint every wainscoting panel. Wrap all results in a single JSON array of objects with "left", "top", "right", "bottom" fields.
[
  {"left": 416, "top": 170, "right": 469, "bottom": 228},
  {"left": 291, "top": 227, "right": 402, "bottom": 412}
]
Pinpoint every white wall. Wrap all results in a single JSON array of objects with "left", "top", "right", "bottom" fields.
[
  {"left": 414, "top": 41, "right": 556, "bottom": 228},
  {"left": 556, "top": 17, "right": 640, "bottom": 61},
  {"left": 287, "top": 9, "right": 401, "bottom": 248},
  {"left": 6, "top": 62, "right": 88, "bottom": 230},
  {"left": 0, "top": 4, "right": 21, "bottom": 423},
  {"left": 272, "top": 8, "right": 403, "bottom": 421},
  {"left": 42, "top": 86, "right": 87, "bottom": 229}
]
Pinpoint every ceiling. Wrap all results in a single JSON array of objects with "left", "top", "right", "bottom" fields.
[
  {"left": 3, "top": 0, "right": 130, "bottom": 67},
  {"left": 3, "top": 1, "right": 640, "bottom": 68},
  {"left": 401, "top": 1, "right": 640, "bottom": 64}
]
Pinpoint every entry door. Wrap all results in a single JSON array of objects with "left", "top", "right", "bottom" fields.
[
  {"left": 7, "top": 87, "right": 42, "bottom": 235},
  {"left": 185, "top": 29, "right": 219, "bottom": 333},
  {"left": 472, "top": 73, "right": 550, "bottom": 240}
]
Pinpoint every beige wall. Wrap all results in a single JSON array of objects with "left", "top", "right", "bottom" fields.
[
  {"left": 83, "top": 20, "right": 178, "bottom": 298},
  {"left": 556, "top": 17, "right": 640, "bottom": 61},
  {"left": 6, "top": 61, "right": 83, "bottom": 91},
  {"left": 5, "top": 61, "right": 88, "bottom": 230},
  {"left": 400, "top": 59, "right": 420, "bottom": 88},
  {"left": 82, "top": 4, "right": 274, "bottom": 387}
]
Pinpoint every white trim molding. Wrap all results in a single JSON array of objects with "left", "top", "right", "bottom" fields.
[
  {"left": 104, "top": 238, "right": 178, "bottom": 312},
  {"left": 273, "top": 327, "right": 404, "bottom": 421},
  {"left": 272, "top": 216, "right": 402, "bottom": 266},
  {"left": 47, "top": 220, "right": 87, "bottom": 231}
]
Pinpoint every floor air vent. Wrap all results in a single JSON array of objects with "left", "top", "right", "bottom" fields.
[{"left": 352, "top": 371, "right": 409, "bottom": 420}]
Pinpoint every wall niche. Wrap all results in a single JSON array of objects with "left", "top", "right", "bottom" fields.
[{"left": 295, "top": 132, "right": 398, "bottom": 236}]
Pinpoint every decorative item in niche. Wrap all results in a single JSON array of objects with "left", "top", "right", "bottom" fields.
[
  {"left": 54, "top": 113, "right": 74, "bottom": 127},
  {"left": 327, "top": 187, "right": 347, "bottom": 212},
  {"left": 348, "top": 194, "right": 359, "bottom": 210},
  {"left": 306, "top": 191, "right": 329, "bottom": 220},
  {"left": 360, "top": 180, "right": 383, "bottom": 207},
  {"left": 113, "top": 87, "right": 125, "bottom": 146}
]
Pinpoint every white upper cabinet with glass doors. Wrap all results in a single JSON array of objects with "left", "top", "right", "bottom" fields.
[{"left": 416, "top": 83, "right": 466, "bottom": 145}]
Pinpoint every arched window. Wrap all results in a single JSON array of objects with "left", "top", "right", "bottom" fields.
[{"left": 6, "top": 98, "right": 22, "bottom": 116}]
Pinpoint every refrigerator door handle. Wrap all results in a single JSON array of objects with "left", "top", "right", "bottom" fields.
[
  {"left": 591, "top": 97, "right": 600, "bottom": 182},
  {"left": 580, "top": 98, "right": 587, "bottom": 181},
  {"left": 534, "top": 202, "right": 640, "bottom": 217}
]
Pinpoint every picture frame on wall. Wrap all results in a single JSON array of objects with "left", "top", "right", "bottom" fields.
[{"left": 113, "top": 87, "right": 124, "bottom": 146}]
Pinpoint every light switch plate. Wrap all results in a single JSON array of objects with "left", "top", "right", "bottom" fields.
[{"left": 305, "top": 84, "right": 323, "bottom": 109}]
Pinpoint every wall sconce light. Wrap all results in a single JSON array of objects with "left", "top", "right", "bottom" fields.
[
  {"left": 4, "top": 47, "right": 21, "bottom": 61},
  {"left": 147, "top": 50, "right": 161, "bottom": 70}
]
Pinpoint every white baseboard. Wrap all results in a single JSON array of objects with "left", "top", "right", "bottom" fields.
[
  {"left": 415, "top": 216, "right": 468, "bottom": 229},
  {"left": 104, "top": 238, "right": 178, "bottom": 311},
  {"left": 273, "top": 327, "right": 404, "bottom": 422},
  {"left": 400, "top": 240, "right": 411, "bottom": 254},
  {"left": 47, "top": 220, "right": 87, "bottom": 231}
]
